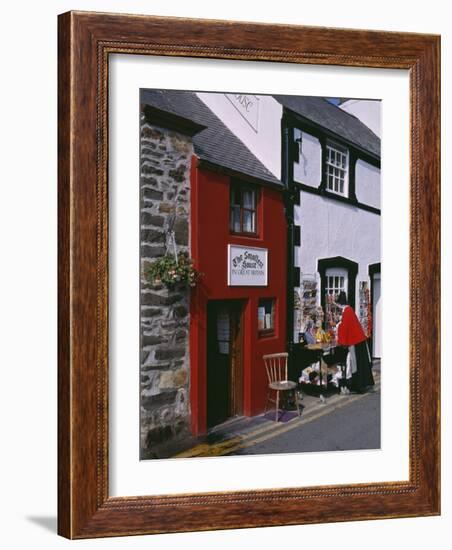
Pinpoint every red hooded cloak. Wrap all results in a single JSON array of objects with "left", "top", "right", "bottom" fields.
[{"left": 337, "top": 305, "right": 367, "bottom": 346}]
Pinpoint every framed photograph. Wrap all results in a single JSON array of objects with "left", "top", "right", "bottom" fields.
[{"left": 58, "top": 11, "right": 440, "bottom": 538}]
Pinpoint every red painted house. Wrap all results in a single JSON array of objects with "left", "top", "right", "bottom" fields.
[{"left": 190, "top": 158, "right": 287, "bottom": 435}]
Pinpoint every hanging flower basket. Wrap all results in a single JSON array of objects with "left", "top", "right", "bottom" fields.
[{"left": 144, "top": 251, "right": 202, "bottom": 289}]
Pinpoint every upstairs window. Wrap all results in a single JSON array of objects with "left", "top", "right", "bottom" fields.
[
  {"left": 325, "top": 141, "right": 349, "bottom": 196},
  {"left": 230, "top": 182, "right": 258, "bottom": 235}
]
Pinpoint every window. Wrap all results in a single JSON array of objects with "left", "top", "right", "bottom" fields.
[
  {"left": 325, "top": 141, "right": 349, "bottom": 196},
  {"left": 318, "top": 256, "right": 358, "bottom": 314},
  {"left": 325, "top": 267, "right": 348, "bottom": 299},
  {"left": 324, "top": 268, "right": 348, "bottom": 331},
  {"left": 230, "top": 182, "right": 258, "bottom": 235},
  {"left": 216, "top": 307, "right": 230, "bottom": 355},
  {"left": 258, "top": 298, "right": 275, "bottom": 337}
]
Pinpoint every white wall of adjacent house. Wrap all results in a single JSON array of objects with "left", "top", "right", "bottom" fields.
[
  {"left": 339, "top": 99, "right": 381, "bottom": 137},
  {"left": 296, "top": 192, "right": 381, "bottom": 308},
  {"left": 293, "top": 128, "right": 322, "bottom": 187},
  {"left": 355, "top": 159, "right": 380, "bottom": 210},
  {"left": 196, "top": 92, "right": 283, "bottom": 178},
  {"left": 293, "top": 128, "right": 380, "bottom": 210}
]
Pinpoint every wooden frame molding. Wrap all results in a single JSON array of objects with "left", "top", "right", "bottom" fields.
[{"left": 58, "top": 10, "right": 440, "bottom": 538}]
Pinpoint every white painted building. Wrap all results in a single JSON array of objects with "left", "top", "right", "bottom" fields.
[{"left": 196, "top": 92, "right": 381, "bottom": 358}]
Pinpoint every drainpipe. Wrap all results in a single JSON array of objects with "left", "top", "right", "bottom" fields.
[{"left": 281, "top": 118, "right": 296, "bottom": 372}]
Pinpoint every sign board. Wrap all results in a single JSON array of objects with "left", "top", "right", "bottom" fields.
[
  {"left": 228, "top": 244, "right": 268, "bottom": 286},
  {"left": 224, "top": 93, "right": 260, "bottom": 132}
]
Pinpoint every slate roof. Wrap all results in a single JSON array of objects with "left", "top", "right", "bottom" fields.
[
  {"left": 140, "top": 89, "right": 282, "bottom": 187},
  {"left": 273, "top": 95, "right": 381, "bottom": 158}
]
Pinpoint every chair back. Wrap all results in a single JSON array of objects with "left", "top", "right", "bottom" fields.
[{"left": 263, "top": 352, "right": 289, "bottom": 384}]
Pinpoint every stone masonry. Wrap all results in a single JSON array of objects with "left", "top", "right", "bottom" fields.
[{"left": 140, "top": 111, "right": 193, "bottom": 458}]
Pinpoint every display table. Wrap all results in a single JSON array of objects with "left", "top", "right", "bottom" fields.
[
  {"left": 297, "top": 342, "right": 348, "bottom": 402},
  {"left": 305, "top": 343, "right": 333, "bottom": 401}
]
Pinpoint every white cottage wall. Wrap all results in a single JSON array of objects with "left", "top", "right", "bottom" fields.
[
  {"left": 297, "top": 192, "right": 380, "bottom": 307},
  {"left": 355, "top": 159, "right": 380, "bottom": 209},
  {"left": 293, "top": 129, "right": 322, "bottom": 187}
]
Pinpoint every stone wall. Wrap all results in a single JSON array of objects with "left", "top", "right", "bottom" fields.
[{"left": 140, "top": 112, "right": 193, "bottom": 458}]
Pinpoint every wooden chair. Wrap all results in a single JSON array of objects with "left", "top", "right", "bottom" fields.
[{"left": 263, "top": 352, "right": 301, "bottom": 422}]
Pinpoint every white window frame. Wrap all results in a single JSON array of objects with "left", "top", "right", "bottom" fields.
[
  {"left": 324, "top": 267, "right": 348, "bottom": 299},
  {"left": 325, "top": 140, "right": 349, "bottom": 197}
]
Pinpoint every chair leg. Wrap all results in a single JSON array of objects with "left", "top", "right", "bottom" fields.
[
  {"left": 275, "top": 391, "right": 279, "bottom": 422},
  {"left": 294, "top": 389, "right": 301, "bottom": 416}
]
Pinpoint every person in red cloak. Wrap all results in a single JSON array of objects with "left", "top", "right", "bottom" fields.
[
  {"left": 337, "top": 300, "right": 366, "bottom": 346},
  {"left": 335, "top": 290, "right": 374, "bottom": 393}
]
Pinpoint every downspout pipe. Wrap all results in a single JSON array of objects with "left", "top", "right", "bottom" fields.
[{"left": 281, "top": 116, "right": 296, "bottom": 372}]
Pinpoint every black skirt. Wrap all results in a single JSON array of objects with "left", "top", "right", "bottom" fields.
[{"left": 349, "top": 340, "right": 374, "bottom": 393}]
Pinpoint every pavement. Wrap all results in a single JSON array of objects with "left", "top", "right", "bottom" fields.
[{"left": 173, "top": 363, "right": 381, "bottom": 458}]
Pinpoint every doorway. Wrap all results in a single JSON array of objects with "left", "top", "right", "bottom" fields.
[{"left": 206, "top": 300, "right": 244, "bottom": 429}]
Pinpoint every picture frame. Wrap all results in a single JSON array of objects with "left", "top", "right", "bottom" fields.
[{"left": 58, "top": 10, "right": 440, "bottom": 538}]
